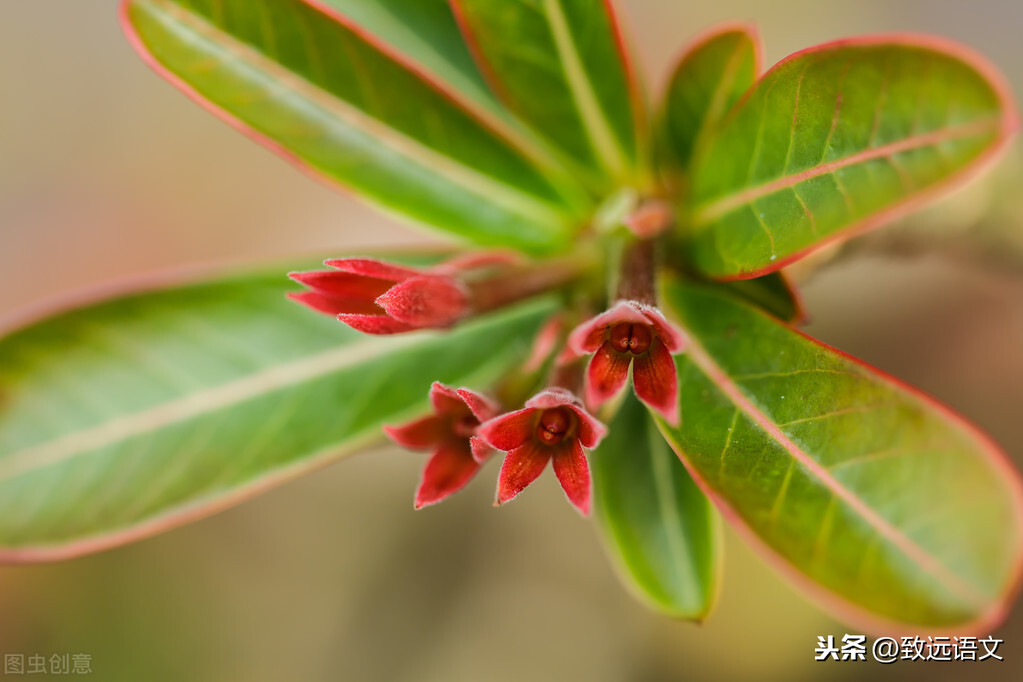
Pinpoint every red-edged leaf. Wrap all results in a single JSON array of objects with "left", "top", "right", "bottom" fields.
[
  {"left": 685, "top": 36, "right": 1018, "bottom": 279},
  {"left": 657, "top": 23, "right": 761, "bottom": 175},
  {"left": 121, "top": 0, "right": 591, "bottom": 254},
  {"left": 451, "top": 0, "right": 644, "bottom": 190},
  {"left": 0, "top": 256, "right": 559, "bottom": 561},
  {"left": 592, "top": 394, "right": 721, "bottom": 619},
  {"left": 657, "top": 275, "right": 1023, "bottom": 632}
]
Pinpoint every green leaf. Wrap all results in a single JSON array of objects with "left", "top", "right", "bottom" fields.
[
  {"left": 317, "top": 0, "right": 500, "bottom": 114},
  {"left": 0, "top": 262, "right": 556, "bottom": 560},
  {"left": 451, "top": 0, "right": 643, "bottom": 190},
  {"left": 657, "top": 276, "right": 1023, "bottom": 629},
  {"left": 718, "top": 271, "right": 804, "bottom": 324},
  {"left": 657, "top": 24, "right": 760, "bottom": 176},
  {"left": 685, "top": 37, "right": 1017, "bottom": 279},
  {"left": 121, "top": 0, "right": 590, "bottom": 254},
  {"left": 592, "top": 394, "right": 721, "bottom": 620}
]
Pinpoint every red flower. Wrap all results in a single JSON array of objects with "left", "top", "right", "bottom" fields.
[
  {"left": 567, "top": 300, "right": 686, "bottom": 425},
  {"left": 288, "top": 258, "right": 470, "bottom": 335},
  {"left": 384, "top": 382, "right": 500, "bottom": 509},
  {"left": 478, "top": 388, "right": 607, "bottom": 515}
]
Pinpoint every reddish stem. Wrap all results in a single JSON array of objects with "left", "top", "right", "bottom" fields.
[
  {"left": 616, "top": 239, "right": 657, "bottom": 305},
  {"left": 468, "top": 256, "right": 592, "bottom": 313}
]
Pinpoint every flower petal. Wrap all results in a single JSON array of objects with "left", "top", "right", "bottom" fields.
[
  {"left": 429, "top": 382, "right": 468, "bottom": 416},
  {"left": 632, "top": 337, "right": 680, "bottom": 426},
  {"left": 324, "top": 257, "right": 421, "bottom": 282},
  {"left": 524, "top": 387, "right": 581, "bottom": 410},
  {"left": 566, "top": 405, "right": 608, "bottom": 449},
  {"left": 383, "top": 415, "right": 444, "bottom": 450},
  {"left": 496, "top": 441, "right": 550, "bottom": 505},
  {"left": 552, "top": 440, "right": 591, "bottom": 515},
  {"left": 288, "top": 270, "right": 392, "bottom": 303},
  {"left": 469, "top": 436, "right": 495, "bottom": 464},
  {"left": 415, "top": 440, "right": 480, "bottom": 508},
  {"left": 478, "top": 408, "right": 537, "bottom": 451},
  {"left": 456, "top": 388, "right": 501, "bottom": 423},
  {"left": 566, "top": 317, "right": 609, "bottom": 356},
  {"left": 584, "top": 340, "right": 631, "bottom": 409},
  {"left": 567, "top": 300, "right": 652, "bottom": 355},
  {"left": 376, "top": 275, "right": 469, "bottom": 327},
  {"left": 522, "top": 314, "right": 564, "bottom": 373},
  {"left": 337, "top": 313, "right": 417, "bottom": 335},
  {"left": 639, "top": 306, "right": 687, "bottom": 353},
  {"left": 287, "top": 291, "right": 375, "bottom": 317}
]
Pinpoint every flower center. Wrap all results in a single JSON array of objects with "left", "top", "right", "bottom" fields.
[
  {"left": 453, "top": 414, "right": 479, "bottom": 439},
  {"left": 536, "top": 407, "right": 575, "bottom": 445},
  {"left": 610, "top": 322, "right": 652, "bottom": 355}
]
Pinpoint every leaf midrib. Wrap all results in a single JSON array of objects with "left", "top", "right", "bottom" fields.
[
  {"left": 143, "top": 0, "right": 571, "bottom": 227},
  {"left": 646, "top": 412, "right": 702, "bottom": 604},
  {"left": 701, "top": 36, "right": 751, "bottom": 142},
  {"left": 303, "top": 0, "right": 584, "bottom": 198},
  {"left": 542, "top": 0, "right": 628, "bottom": 176},
  {"left": 0, "top": 333, "right": 430, "bottom": 484},
  {"left": 692, "top": 116, "right": 1000, "bottom": 225},
  {"left": 676, "top": 324, "right": 990, "bottom": 611}
]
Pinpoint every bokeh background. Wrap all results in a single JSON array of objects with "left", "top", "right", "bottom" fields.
[{"left": 3, "top": 1, "right": 1023, "bottom": 680}]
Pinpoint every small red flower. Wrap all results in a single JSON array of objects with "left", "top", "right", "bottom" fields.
[
  {"left": 568, "top": 300, "right": 686, "bottom": 425},
  {"left": 478, "top": 388, "right": 607, "bottom": 515},
  {"left": 288, "top": 258, "right": 470, "bottom": 335},
  {"left": 384, "top": 382, "right": 500, "bottom": 509}
]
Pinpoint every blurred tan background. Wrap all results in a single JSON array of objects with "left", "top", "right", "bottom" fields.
[{"left": 2, "top": 1, "right": 1023, "bottom": 680}]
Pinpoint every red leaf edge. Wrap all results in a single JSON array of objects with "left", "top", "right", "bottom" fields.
[
  {"left": 118, "top": 0, "right": 569, "bottom": 225},
  {"left": 658, "top": 21, "right": 764, "bottom": 101},
  {"left": 698, "top": 33, "right": 1019, "bottom": 281},
  {"left": 659, "top": 307, "right": 1023, "bottom": 635}
]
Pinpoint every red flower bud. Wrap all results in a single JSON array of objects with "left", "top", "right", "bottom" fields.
[{"left": 288, "top": 258, "right": 470, "bottom": 335}]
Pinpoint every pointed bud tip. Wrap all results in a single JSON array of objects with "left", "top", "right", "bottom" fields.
[
  {"left": 495, "top": 489, "right": 517, "bottom": 506},
  {"left": 413, "top": 493, "right": 442, "bottom": 510}
]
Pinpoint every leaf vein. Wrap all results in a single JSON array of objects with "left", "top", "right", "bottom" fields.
[
  {"left": 695, "top": 118, "right": 998, "bottom": 225},
  {"left": 676, "top": 333, "right": 988, "bottom": 608}
]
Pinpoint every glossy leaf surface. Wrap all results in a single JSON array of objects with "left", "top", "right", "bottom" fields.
[
  {"left": 122, "top": 0, "right": 589, "bottom": 254},
  {"left": 717, "top": 271, "right": 803, "bottom": 324},
  {"left": 451, "top": 0, "right": 642, "bottom": 189},
  {"left": 592, "top": 394, "right": 720, "bottom": 619},
  {"left": 0, "top": 263, "right": 555, "bottom": 560},
  {"left": 317, "top": 0, "right": 574, "bottom": 179},
  {"left": 686, "top": 37, "right": 1017, "bottom": 279},
  {"left": 658, "top": 24, "right": 760, "bottom": 175},
  {"left": 658, "top": 277, "right": 1023, "bottom": 630},
  {"left": 318, "top": 0, "right": 498, "bottom": 113}
]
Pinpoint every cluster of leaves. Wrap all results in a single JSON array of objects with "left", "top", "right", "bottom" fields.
[{"left": 0, "top": 0, "right": 1021, "bottom": 635}]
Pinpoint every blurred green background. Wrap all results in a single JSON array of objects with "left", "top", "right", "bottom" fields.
[{"left": 2, "top": 1, "right": 1023, "bottom": 680}]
